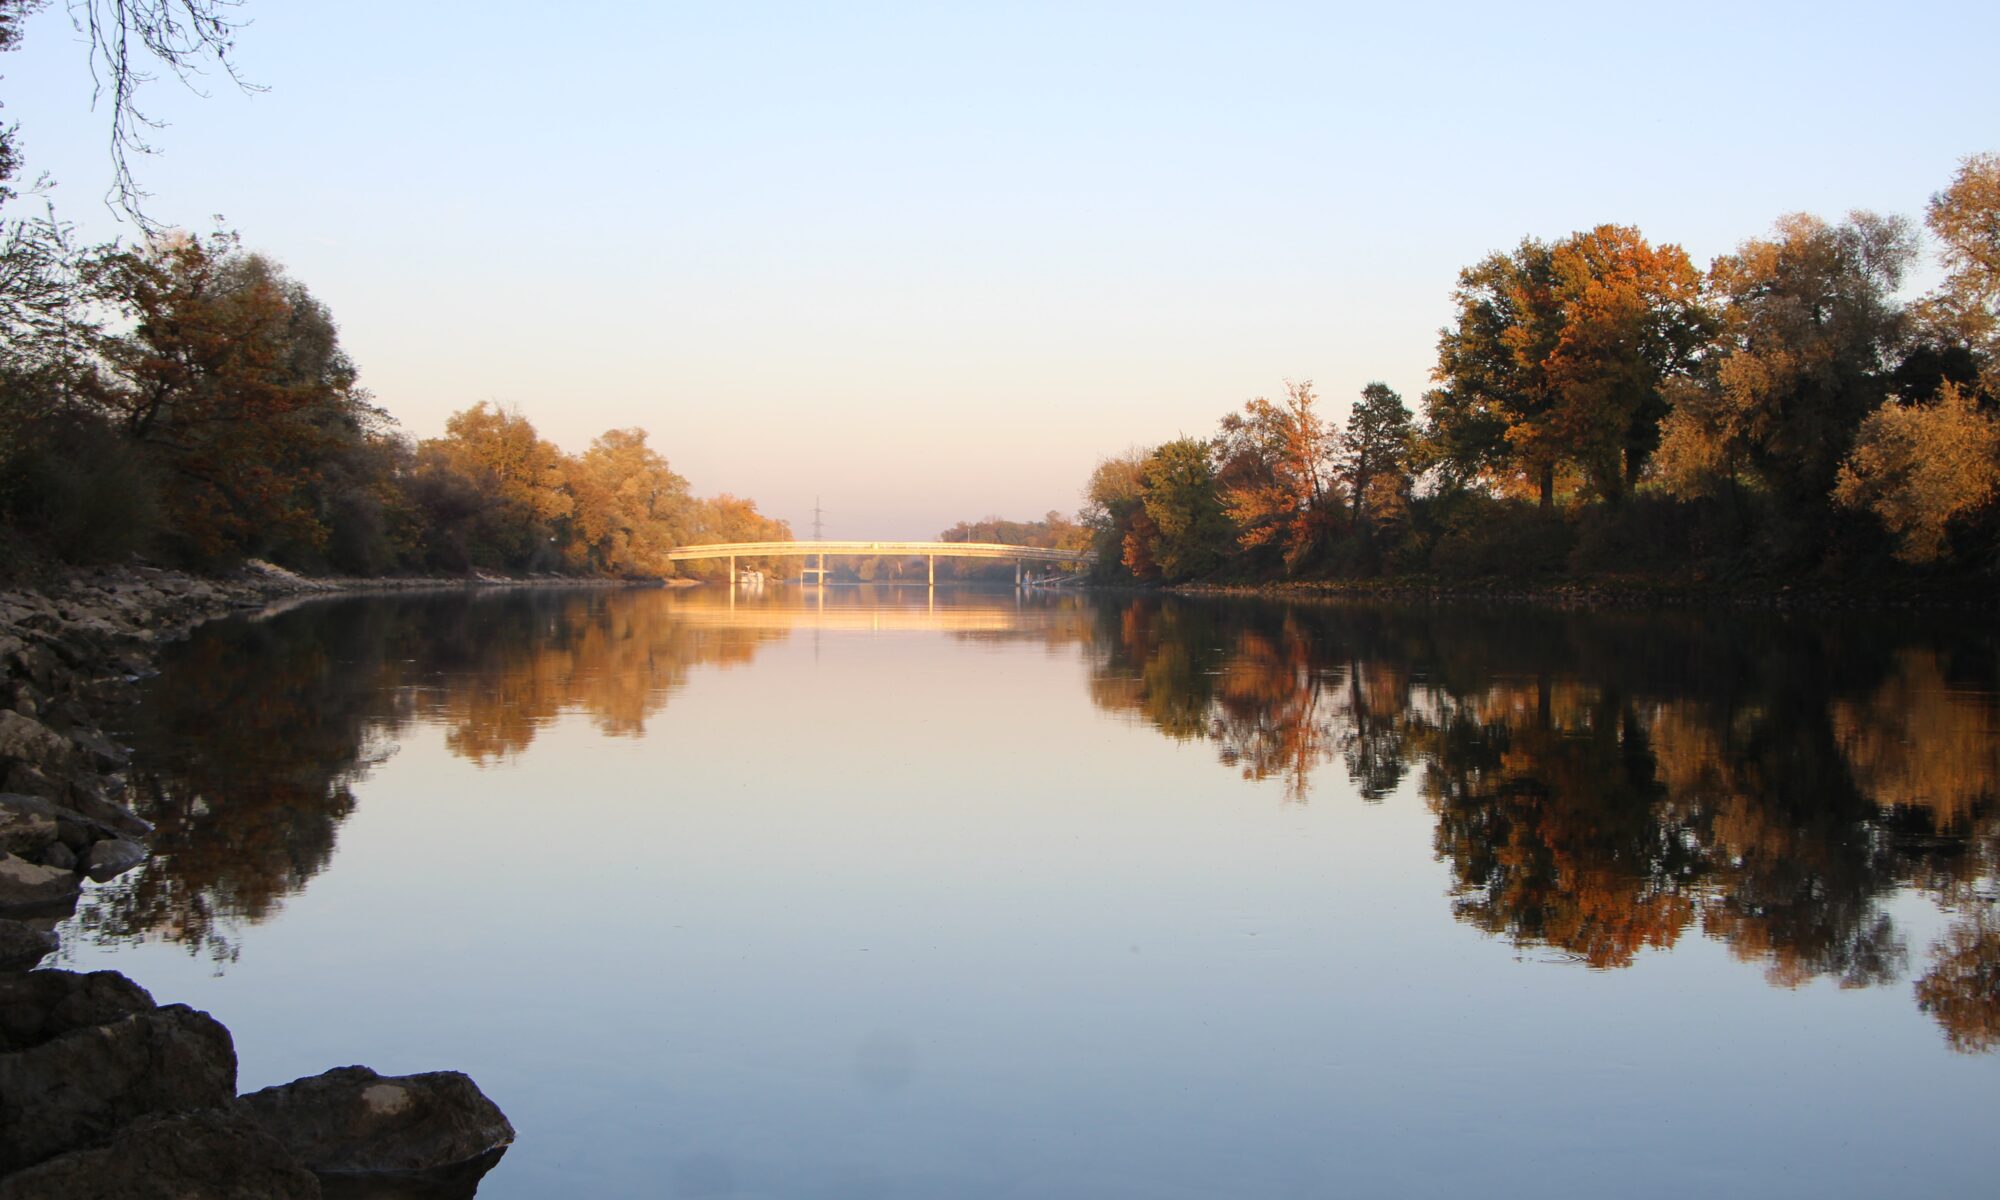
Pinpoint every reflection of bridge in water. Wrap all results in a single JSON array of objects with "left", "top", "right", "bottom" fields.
[
  {"left": 675, "top": 603, "right": 1027, "bottom": 634},
  {"left": 664, "top": 541, "right": 1097, "bottom": 585}
]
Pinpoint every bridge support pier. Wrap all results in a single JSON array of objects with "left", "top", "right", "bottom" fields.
[
  {"left": 728, "top": 555, "right": 735, "bottom": 587},
  {"left": 1015, "top": 559, "right": 1022, "bottom": 588},
  {"left": 928, "top": 555, "right": 935, "bottom": 587}
]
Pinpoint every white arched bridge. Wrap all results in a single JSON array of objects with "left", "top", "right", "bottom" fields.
[{"left": 664, "top": 541, "right": 1098, "bottom": 585}]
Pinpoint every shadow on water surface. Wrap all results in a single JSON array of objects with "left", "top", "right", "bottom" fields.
[{"left": 69, "top": 587, "right": 2000, "bottom": 1053}]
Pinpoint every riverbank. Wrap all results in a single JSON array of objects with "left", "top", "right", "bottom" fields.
[
  {"left": 1, "top": 560, "right": 668, "bottom": 914},
  {"left": 0, "top": 562, "right": 651, "bottom": 1196},
  {"left": 1164, "top": 571, "right": 2000, "bottom": 610}
]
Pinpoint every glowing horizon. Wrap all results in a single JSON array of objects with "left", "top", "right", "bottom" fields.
[{"left": 7, "top": 1, "right": 1994, "bottom": 538}]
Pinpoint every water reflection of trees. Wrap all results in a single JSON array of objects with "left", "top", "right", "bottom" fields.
[
  {"left": 74, "top": 588, "right": 2000, "bottom": 1049},
  {"left": 77, "top": 590, "right": 788, "bottom": 964},
  {"left": 1083, "top": 598, "right": 2000, "bottom": 1051}
]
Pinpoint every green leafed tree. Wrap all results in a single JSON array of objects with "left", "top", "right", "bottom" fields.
[
  {"left": 1139, "top": 436, "right": 1231, "bottom": 582},
  {"left": 1338, "top": 382, "right": 1415, "bottom": 535}
]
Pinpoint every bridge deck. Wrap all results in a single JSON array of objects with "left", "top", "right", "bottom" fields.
[{"left": 664, "top": 540, "right": 1096, "bottom": 564}]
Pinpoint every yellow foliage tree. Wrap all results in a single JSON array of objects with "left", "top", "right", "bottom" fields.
[{"left": 1833, "top": 382, "right": 1999, "bottom": 563}]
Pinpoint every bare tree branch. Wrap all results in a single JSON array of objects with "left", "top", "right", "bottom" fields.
[{"left": 66, "top": 0, "right": 262, "bottom": 227}]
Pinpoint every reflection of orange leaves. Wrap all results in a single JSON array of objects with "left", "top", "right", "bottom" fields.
[
  {"left": 1916, "top": 913, "right": 2000, "bottom": 1052},
  {"left": 1832, "top": 649, "right": 2000, "bottom": 830},
  {"left": 438, "top": 592, "right": 788, "bottom": 763}
]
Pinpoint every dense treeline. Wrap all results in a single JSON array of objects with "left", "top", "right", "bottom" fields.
[
  {"left": 1, "top": 8, "right": 786, "bottom": 579},
  {"left": 0, "top": 227, "right": 787, "bottom": 579},
  {"left": 1086, "top": 155, "right": 2000, "bottom": 588}
]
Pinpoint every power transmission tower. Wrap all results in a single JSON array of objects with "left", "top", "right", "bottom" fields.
[{"left": 804, "top": 497, "right": 830, "bottom": 585}]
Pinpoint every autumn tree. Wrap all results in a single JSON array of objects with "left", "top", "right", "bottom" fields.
[
  {"left": 1429, "top": 226, "right": 1710, "bottom": 507},
  {"left": 79, "top": 231, "right": 382, "bottom": 560},
  {"left": 412, "top": 402, "right": 573, "bottom": 570},
  {"left": 1655, "top": 212, "right": 1915, "bottom": 522},
  {"left": 683, "top": 492, "right": 791, "bottom": 580},
  {"left": 1215, "top": 380, "right": 1338, "bottom": 568},
  {"left": 1921, "top": 152, "right": 2000, "bottom": 392},
  {"left": 1338, "top": 382, "right": 1415, "bottom": 535},
  {"left": 1429, "top": 237, "right": 1565, "bottom": 505},
  {"left": 1541, "top": 226, "right": 1711, "bottom": 500},
  {"left": 564, "top": 428, "right": 693, "bottom": 577},
  {"left": 1833, "top": 382, "right": 1999, "bottom": 563},
  {"left": 1082, "top": 449, "right": 1153, "bottom": 580}
]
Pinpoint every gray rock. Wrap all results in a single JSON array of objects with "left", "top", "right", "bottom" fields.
[
  {"left": 0, "top": 852, "right": 82, "bottom": 912},
  {"left": 317, "top": 1147, "right": 508, "bottom": 1199},
  {"left": 0, "top": 968, "right": 155, "bottom": 1052},
  {"left": 64, "top": 727, "right": 129, "bottom": 772},
  {"left": 235, "top": 1065, "right": 514, "bottom": 1177},
  {"left": 58, "top": 784, "right": 151, "bottom": 839},
  {"left": 0, "top": 1108, "right": 321, "bottom": 1200},
  {"left": 0, "top": 794, "right": 58, "bottom": 856},
  {"left": 0, "top": 709, "right": 73, "bottom": 774},
  {"left": 0, "top": 1003, "right": 236, "bottom": 1173},
  {"left": 2, "top": 761, "right": 65, "bottom": 800},
  {"left": 0, "top": 919, "right": 58, "bottom": 971},
  {"left": 81, "top": 837, "right": 146, "bottom": 882},
  {"left": 0, "top": 792, "right": 144, "bottom": 848},
  {"left": 41, "top": 841, "right": 76, "bottom": 871},
  {"left": 55, "top": 817, "right": 89, "bottom": 851}
]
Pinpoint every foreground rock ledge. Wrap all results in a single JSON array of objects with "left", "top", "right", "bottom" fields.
[
  {"left": 0, "top": 1109, "right": 320, "bottom": 1200},
  {"left": 0, "top": 968, "right": 513, "bottom": 1197},
  {"left": 236, "top": 1065, "right": 517, "bottom": 1178}
]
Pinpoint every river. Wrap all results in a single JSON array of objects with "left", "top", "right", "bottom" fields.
[{"left": 55, "top": 585, "right": 2000, "bottom": 1197}]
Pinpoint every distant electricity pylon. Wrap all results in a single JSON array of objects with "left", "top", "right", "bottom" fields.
[{"left": 812, "top": 496, "right": 828, "bottom": 542}]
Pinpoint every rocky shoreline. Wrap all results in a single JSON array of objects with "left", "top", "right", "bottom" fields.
[{"left": 0, "top": 562, "right": 630, "bottom": 1196}]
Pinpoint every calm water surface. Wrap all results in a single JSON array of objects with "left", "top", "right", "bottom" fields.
[{"left": 56, "top": 586, "right": 2000, "bottom": 1197}]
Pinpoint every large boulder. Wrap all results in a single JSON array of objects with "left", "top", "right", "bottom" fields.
[
  {"left": 0, "top": 795, "right": 57, "bottom": 857},
  {"left": 0, "top": 920, "right": 57, "bottom": 971},
  {"left": 80, "top": 838, "right": 146, "bottom": 883},
  {"left": 0, "top": 710, "right": 74, "bottom": 775},
  {"left": 62, "top": 727, "right": 129, "bottom": 773},
  {"left": 235, "top": 1066, "right": 514, "bottom": 1177},
  {"left": 0, "top": 1109, "right": 321, "bottom": 1200},
  {"left": 0, "top": 792, "right": 143, "bottom": 848},
  {"left": 0, "top": 853, "right": 80, "bottom": 913},
  {"left": 0, "top": 969, "right": 154, "bottom": 1052},
  {"left": 0, "top": 1002, "right": 236, "bottom": 1174},
  {"left": 57, "top": 785, "right": 150, "bottom": 840}
]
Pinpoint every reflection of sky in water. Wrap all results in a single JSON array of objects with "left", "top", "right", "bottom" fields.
[{"left": 59, "top": 589, "right": 2000, "bottom": 1198}]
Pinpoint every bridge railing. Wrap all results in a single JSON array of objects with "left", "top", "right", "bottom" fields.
[{"left": 663, "top": 541, "right": 1096, "bottom": 564}]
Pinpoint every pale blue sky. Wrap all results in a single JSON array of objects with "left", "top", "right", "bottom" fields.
[{"left": 7, "top": 1, "right": 1996, "bottom": 537}]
